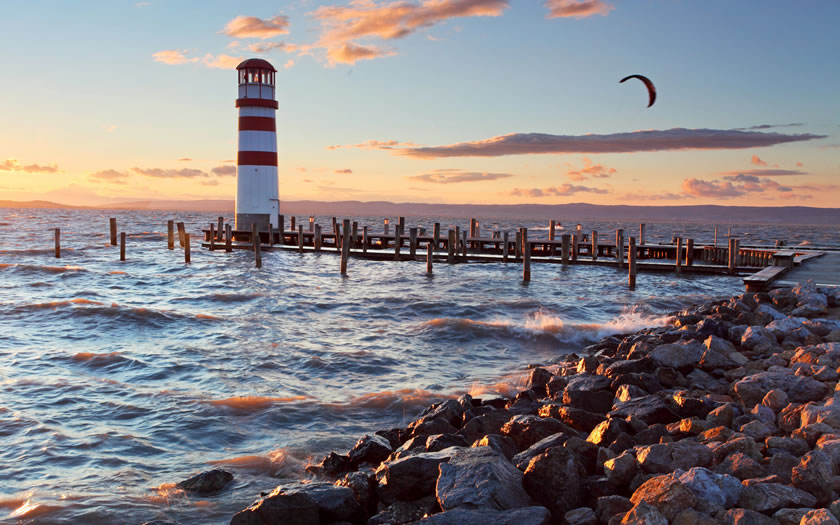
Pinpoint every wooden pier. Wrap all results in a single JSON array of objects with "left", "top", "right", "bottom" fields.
[{"left": 195, "top": 216, "right": 829, "bottom": 288}]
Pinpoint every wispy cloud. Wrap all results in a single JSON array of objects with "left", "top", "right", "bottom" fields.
[
  {"left": 248, "top": 41, "right": 291, "bottom": 53},
  {"left": 328, "top": 139, "right": 417, "bottom": 150},
  {"left": 682, "top": 176, "right": 793, "bottom": 199},
  {"left": 0, "top": 159, "right": 59, "bottom": 173},
  {"left": 397, "top": 128, "right": 827, "bottom": 158},
  {"left": 177, "top": 158, "right": 192, "bottom": 162},
  {"left": 202, "top": 53, "right": 243, "bottom": 69},
  {"left": 544, "top": 0, "right": 613, "bottom": 19},
  {"left": 750, "top": 155, "right": 767, "bottom": 166},
  {"left": 327, "top": 42, "right": 393, "bottom": 64},
  {"left": 152, "top": 49, "right": 198, "bottom": 65},
  {"left": 132, "top": 167, "right": 209, "bottom": 178},
  {"left": 335, "top": 168, "right": 353, "bottom": 174},
  {"left": 408, "top": 169, "right": 513, "bottom": 183},
  {"left": 622, "top": 192, "right": 693, "bottom": 201},
  {"left": 211, "top": 165, "right": 236, "bottom": 176},
  {"left": 89, "top": 169, "right": 129, "bottom": 184},
  {"left": 734, "top": 123, "right": 803, "bottom": 130},
  {"left": 567, "top": 157, "right": 615, "bottom": 181},
  {"left": 721, "top": 169, "right": 807, "bottom": 177},
  {"left": 510, "top": 184, "right": 608, "bottom": 197},
  {"left": 222, "top": 15, "right": 290, "bottom": 39}
]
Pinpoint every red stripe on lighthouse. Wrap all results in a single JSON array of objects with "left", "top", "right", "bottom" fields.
[
  {"left": 236, "top": 98, "right": 279, "bottom": 109},
  {"left": 237, "top": 151, "right": 278, "bottom": 166},
  {"left": 238, "top": 117, "right": 276, "bottom": 132}
]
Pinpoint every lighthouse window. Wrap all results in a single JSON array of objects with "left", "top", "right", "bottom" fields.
[{"left": 239, "top": 70, "right": 246, "bottom": 84}]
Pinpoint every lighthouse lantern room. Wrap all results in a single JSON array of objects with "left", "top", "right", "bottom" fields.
[{"left": 235, "top": 58, "right": 279, "bottom": 231}]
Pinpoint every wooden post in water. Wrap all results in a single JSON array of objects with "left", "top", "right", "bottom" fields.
[
  {"left": 332, "top": 217, "right": 338, "bottom": 235},
  {"left": 515, "top": 230, "right": 522, "bottom": 259},
  {"left": 394, "top": 227, "right": 401, "bottom": 261},
  {"left": 289, "top": 216, "right": 295, "bottom": 232},
  {"left": 314, "top": 224, "right": 322, "bottom": 251},
  {"left": 628, "top": 237, "right": 637, "bottom": 290},
  {"left": 676, "top": 236, "right": 683, "bottom": 274},
  {"left": 686, "top": 238, "right": 694, "bottom": 267},
  {"left": 503, "top": 231, "right": 509, "bottom": 262},
  {"left": 728, "top": 238, "right": 736, "bottom": 274},
  {"left": 462, "top": 230, "right": 468, "bottom": 259},
  {"left": 714, "top": 225, "right": 718, "bottom": 247},
  {"left": 591, "top": 230, "right": 598, "bottom": 261},
  {"left": 469, "top": 218, "right": 476, "bottom": 237},
  {"left": 225, "top": 224, "right": 232, "bottom": 252},
  {"left": 177, "top": 222, "right": 186, "bottom": 247},
  {"left": 384, "top": 218, "right": 390, "bottom": 235},
  {"left": 120, "top": 232, "right": 126, "bottom": 261},
  {"left": 639, "top": 223, "right": 646, "bottom": 247},
  {"left": 433, "top": 223, "right": 440, "bottom": 252},
  {"left": 109, "top": 218, "right": 117, "bottom": 246},
  {"left": 362, "top": 226, "right": 368, "bottom": 254},
  {"left": 298, "top": 225, "right": 304, "bottom": 253},
  {"left": 209, "top": 224, "right": 216, "bottom": 251},
  {"left": 352, "top": 221, "right": 358, "bottom": 248},
  {"left": 268, "top": 223, "right": 274, "bottom": 246},
  {"left": 410, "top": 227, "right": 418, "bottom": 258},
  {"left": 398, "top": 217, "right": 405, "bottom": 233},
  {"left": 426, "top": 243, "right": 433, "bottom": 274},
  {"left": 309, "top": 216, "right": 315, "bottom": 232},
  {"left": 279, "top": 215, "right": 285, "bottom": 238},
  {"left": 253, "top": 233, "right": 261, "bottom": 268},
  {"left": 475, "top": 220, "right": 481, "bottom": 238},
  {"left": 447, "top": 230, "right": 455, "bottom": 264},
  {"left": 616, "top": 229, "right": 624, "bottom": 269},
  {"left": 184, "top": 233, "right": 191, "bottom": 264},
  {"left": 572, "top": 233, "right": 578, "bottom": 262},
  {"left": 340, "top": 219, "right": 350, "bottom": 275},
  {"left": 455, "top": 226, "right": 461, "bottom": 253},
  {"left": 217, "top": 217, "right": 224, "bottom": 241},
  {"left": 522, "top": 228, "right": 530, "bottom": 283},
  {"left": 54, "top": 228, "right": 61, "bottom": 258},
  {"left": 167, "top": 220, "right": 174, "bottom": 250},
  {"left": 561, "top": 233, "right": 571, "bottom": 264},
  {"left": 549, "top": 220, "right": 556, "bottom": 256},
  {"left": 251, "top": 224, "right": 259, "bottom": 253}
]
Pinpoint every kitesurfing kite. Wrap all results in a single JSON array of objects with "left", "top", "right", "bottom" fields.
[{"left": 620, "top": 74, "right": 656, "bottom": 107}]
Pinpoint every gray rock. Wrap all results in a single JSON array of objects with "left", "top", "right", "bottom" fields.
[
  {"left": 630, "top": 473, "right": 697, "bottom": 521},
  {"left": 604, "top": 450, "right": 638, "bottom": 487},
  {"left": 637, "top": 444, "right": 672, "bottom": 474},
  {"left": 737, "top": 482, "right": 817, "bottom": 513},
  {"left": 757, "top": 304, "right": 786, "bottom": 321},
  {"left": 368, "top": 496, "right": 436, "bottom": 525},
  {"left": 472, "top": 434, "right": 519, "bottom": 460},
  {"left": 677, "top": 467, "right": 742, "bottom": 508},
  {"left": 176, "top": 469, "right": 233, "bottom": 494},
  {"left": 564, "top": 507, "right": 599, "bottom": 525},
  {"left": 773, "top": 508, "right": 815, "bottom": 525},
  {"left": 706, "top": 335, "right": 737, "bottom": 354},
  {"left": 522, "top": 447, "right": 587, "bottom": 519},
  {"left": 801, "top": 509, "right": 840, "bottom": 525},
  {"left": 714, "top": 452, "right": 765, "bottom": 480},
  {"left": 648, "top": 340, "right": 706, "bottom": 369},
  {"left": 724, "top": 508, "right": 778, "bottom": 525},
  {"left": 230, "top": 489, "right": 319, "bottom": 525},
  {"left": 376, "top": 448, "right": 461, "bottom": 501},
  {"left": 792, "top": 450, "right": 834, "bottom": 505},
  {"left": 596, "top": 495, "right": 633, "bottom": 523},
  {"left": 501, "top": 415, "right": 574, "bottom": 449},
  {"left": 349, "top": 434, "right": 393, "bottom": 465},
  {"left": 620, "top": 501, "right": 667, "bottom": 525},
  {"left": 336, "top": 471, "right": 374, "bottom": 515},
  {"left": 458, "top": 411, "right": 511, "bottom": 444},
  {"left": 733, "top": 372, "right": 829, "bottom": 406},
  {"left": 609, "top": 395, "right": 679, "bottom": 425},
  {"left": 272, "top": 482, "right": 361, "bottom": 524},
  {"left": 511, "top": 432, "right": 569, "bottom": 470},
  {"left": 741, "top": 326, "right": 777, "bottom": 351},
  {"left": 411, "top": 506, "right": 551, "bottom": 525},
  {"left": 436, "top": 447, "right": 531, "bottom": 511}
]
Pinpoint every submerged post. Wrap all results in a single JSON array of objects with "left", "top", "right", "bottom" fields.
[
  {"left": 686, "top": 238, "right": 694, "bottom": 267},
  {"left": 561, "top": 233, "right": 571, "bottom": 265},
  {"left": 217, "top": 217, "right": 224, "bottom": 241},
  {"left": 298, "top": 225, "right": 304, "bottom": 253},
  {"left": 447, "top": 230, "right": 455, "bottom": 264},
  {"left": 177, "top": 222, "right": 186, "bottom": 247},
  {"left": 676, "top": 236, "right": 683, "bottom": 274},
  {"left": 110, "top": 218, "right": 117, "bottom": 246},
  {"left": 384, "top": 218, "right": 390, "bottom": 235},
  {"left": 120, "top": 232, "right": 126, "bottom": 261},
  {"left": 184, "top": 233, "right": 191, "bottom": 264},
  {"left": 362, "top": 226, "right": 368, "bottom": 254},
  {"left": 433, "top": 223, "right": 440, "bottom": 252},
  {"left": 728, "top": 238, "right": 736, "bottom": 274},
  {"left": 340, "top": 219, "right": 350, "bottom": 275},
  {"left": 628, "top": 237, "right": 637, "bottom": 290},
  {"left": 225, "top": 224, "right": 232, "bottom": 252},
  {"left": 591, "top": 230, "right": 598, "bottom": 261},
  {"left": 251, "top": 224, "right": 259, "bottom": 253},
  {"left": 314, "top": 224, "right": 322, "bottom": 251},
  {"left": 503, "top": 231, "right": 509, "bottom": 262},
  {"left": 309, "top": 216, "right": 315, "bottom": 232},
  {"left": 522, "top": 228, "right": 530, "bottom": 282},
  {"left": 616, "top": 229, "right": 624, "bottom": 269},
  {"left": 426, "top": 243, "right": 433, "bottom": 274},
  {"left": 167, "top": 220, "right": 174, "bottom": 250},
  {"left": 410, "top": 227, "right": 418, "bottom": 258},
  {"left": 209, "top": 223, "right": 216, "bottom": 251},
  {"left": 54, "top": 228, "right": 60, "bottom": 258}
]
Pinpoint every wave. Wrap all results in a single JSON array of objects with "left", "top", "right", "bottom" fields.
[
  {"left": 0, "top": 263, "right": 85, "bottom": 274},
  {"left": 209, "top": 448, "right": 306, "bottom": 477},
  {"left": 9, "top": 300, "right": 222, "bottom": 325},
  {"left": 207, "top": 395, "right": 309, "bottom": 412},
  {"left": 332, "top": 388, "right": 455, "bottom": 411}
]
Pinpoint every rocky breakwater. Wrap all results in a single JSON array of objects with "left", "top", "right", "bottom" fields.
[{"left": 228, "top": 282, "right": 840, "bottom": 525}]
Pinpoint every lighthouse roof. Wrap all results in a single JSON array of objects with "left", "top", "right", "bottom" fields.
[{"left": 236, "top": 58, "right": 277, "bottom": 72}]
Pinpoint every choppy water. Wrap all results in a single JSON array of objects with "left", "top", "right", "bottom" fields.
[{"left": 1, "top": 208, "right": 837, "bottom": 524}]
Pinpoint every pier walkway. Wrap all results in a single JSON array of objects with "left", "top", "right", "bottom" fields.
[{"left": 777, "top": 252, "right": 840, "bottom": 288}]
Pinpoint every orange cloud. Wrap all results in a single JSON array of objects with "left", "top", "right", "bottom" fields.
[
  {"left": 222, "top": 15, "right": 290, "bottom": 39},
  {"left": 720, "top": 169, "right": 807, "bottom": 177},
  {"left": 0, "top": 159, "right": 59, "bottom": 173},
  {"left": 751, "top": 154, "right": 767, "bottom": 166},
  {"left": 248, "top": 41, "right": 291, "bottom": 53},
  {"left": 211, "top": 166, "right": 236, "bottom": 176},
  {"left": 622, "top": 192, "right": 693, "bottom": 201},
  {"left": 132, "top": 167, "right": 209, "bottom": 178},
  {"left": 566, "top": 157, "right": 616, "bottom": 181},
  {"left": 335, "top": 168, "right": 353, "bottom": 174},
  {"left": 544, "top": 0, "right": 613, "bottom": 19},
  {"left": 328, "top": 139, "right": 417, "bottom": 150},
  {"left": 796, "top": 162, "right": 804, "bottom": 167},
  {"left": 202, "top": 54, "right": 243, "bottom": 69},
  {"left": 89, "top": 169, "right": 129, "bottom": 184},
  {"left": 682, "top": 175, "right": 795, "bottom": 199},
  {"left": 327, "top": 42, "right": 393, "bottom": 65},
  {"left": 409, "top": 169, "right": 513, "bottom": 183},
  {"left": 152, "top": 49, "right": 198, "bottom": 65},
  {"left": 510, "top": 184, "right": 608, "bottom": 197}
]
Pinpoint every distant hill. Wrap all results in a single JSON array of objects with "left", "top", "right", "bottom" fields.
[{"left": 1, "top": 198, "right": 838, "bottom": 225}]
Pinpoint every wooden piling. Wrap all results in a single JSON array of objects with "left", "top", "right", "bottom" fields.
[
  {"left": 209, "top": 224, "right": 215, "bottom": 251},
  {"left": 177, "top": 222, "right": 186, "bottom": 247},
  {"left": 120, "top": 232, "right": 126, "bottom": 261},
  {"left": 253, "top": 233, "right": 261, "bottom": 268},
  {"left": 309, "top": 216, "right": 315, "bottom": 232},
  {"left": 447, "top": 230, "right": 455, "bottom": 264},
  {"left": 362, "top": 226, "right": 368, "bottom": 254},
  {"left": 167, "top": 220, "right": 174, "bottom": 250},
  {"left": 515, "top": 230, "right": 522, "bottom": 259},
  {"left": 410, "top": 227, "right": 418, "bottom": 258},
  {"left": 572, "top": 233, "right": 578, "bottom": 262},
  {"left": 298, "top": 225, "right": 304, "bottom": 253},
  {"left": 340, "top": 219, "right": 350, "bottom": 275},
  {"left": 251, "top": 224, "right": 259, "bottom": 253},
  {"left": 469, "top": 218, "right": 476, "bottom": 237},
  {"left": 109, "top": 218, "right": 117, "bottom": 246},
  {"left": 591, "top": 231, "right": 598, "bottom": 261},
  {"left": 332, "top": 217, "right": 338, "bottom": 235},
  {"left": 217, "top": 217, "right": 224, "bottom": 241},
  {"left": 728, "top": 238, "right": 736, "bottom": 274},
  {"left": 628, "top": 237, "right": 637, "bottom": 290},
  {"left": 426, "top": 243, "right": 433, "bottom": 274},
  {"left": 279, "top": 215, "right": 285, "bottom": 237},
  {"left": 455, "top": 226, "right": 461, "bottom": 252},
  {"left": 676, "top": 236, "right": 683, "bottom": 274},
  {"left": 394, "top": 228, "right": 401, "bottom": 261},
  {"left": 475, "top": 220, "right": 480, "bottom": 238},
  {"left": 616, "top": 229, "right": 624, "bottom": 269},
  {"left": 714, "top": 225, "right": 718, "bottom": 247},
  {"left": 314, "top": 224, "right": 322, "bottom": 251},
  {"left": 561, "top": 233, "right": 571, "bottom": 264},
  {"left": 433, "top": 223, "right": 440, "bottom": 252},
  {"left": 686, "top": 238, "right": 694, "bottom": 267},
  {"left": 384, "top": 218, "right": 390, "bottom": 235},
  {"left": 289, "top": 216, "right": 295, "bottom": 232},
  {"left": 352, "top": 221, "right": 358, "bottom": 248},
  {"left": 184, "top": 233, "right": 191, "bottom": 264},
  {"left": 461, "top": 231, "right": 467, "bottom": 258},
  {"left": 503, "top": 232, "right": 509, "bottom": 262},
  {"left": 398, "top": 217, "right": 405, "bottom": 233},
  {"left": 549, "top": 220, "right": 556, "bottom": 241},
  {"left": 54, "top": 228, "right": 60, "bottom": 258},
  {"left": 225, "top": 224, "right": 232, "bottom": 252},
  {"left": 522, "top": 228, "right": 530, "bottom": 282},
  {"left": 267, "top": 223, "right": 273, "bottom": 247}
]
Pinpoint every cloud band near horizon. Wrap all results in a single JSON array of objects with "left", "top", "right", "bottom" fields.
[{"left": 396, "top": 128, "right": 826, "bottom": 158}]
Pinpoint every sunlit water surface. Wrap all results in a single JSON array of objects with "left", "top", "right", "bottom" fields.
[{"left": 1, "top": 209, "right": 836, "bottom": 524}]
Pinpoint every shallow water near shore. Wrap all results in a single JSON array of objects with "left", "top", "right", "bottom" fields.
[{"left": 1, "top": 208, "right": 837, "bottom": 524}]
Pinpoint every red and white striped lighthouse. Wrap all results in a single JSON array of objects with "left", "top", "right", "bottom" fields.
[{"left": 235, "top": 58, "right": 279, "bottom": 230}]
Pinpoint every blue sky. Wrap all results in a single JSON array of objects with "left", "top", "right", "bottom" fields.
[{"left": 0, "top": 0, "right": 837, "bottom": 206}]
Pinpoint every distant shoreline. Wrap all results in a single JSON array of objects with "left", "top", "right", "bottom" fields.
[{"left": 2, "top": 199, "right": 840, "bottom": 225}]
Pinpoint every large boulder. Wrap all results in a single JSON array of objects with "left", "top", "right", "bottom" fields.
[
  {"left": 230, "top": 490, "right": 319, "bottom": 525},
  {"left": 648, "top": 341, "right": 706, "bottom": 369},
  {"left": 792, "top": 450, "right": 834, "bottom": 505},
  {"left": 349, "top": 434, "right": 393, "bottom": 465},
  {"left": 609, "top": 395, "right": 680, "bottom": 425},
  {"left": 436, "top": 447, "right": 531, "bottom": 511},
  {"left": 511, "top": 433, "right": 570, "bottom": 470},
  {"left": 501, "top": 415, "right": 575, "bottom": 450},
  {"left": 522, "top": 447, "right": 588, "bottom": 519},
  {"left": 620, "top": 501, "right": 667, "bottom": 525},
  {"left": 677, "top": 467, "right": 742, "bottom": 509},
  {"left": 376, "top": 448, "right": 460, "bottom": 501},
  {"left": 737, "top": 482, "right": 817, "bottom": 513},
  {"left": 413, "top": 506, "right": 551, "bottom": 525},
  {"left": 176, "top": 469, "right": 233, "bottom": 494},
  {"left": 630, "top": 473, "right": 698, "bottom": 521},
  {"left": 733, "top": 372, "right": 829, "bottom": 407},
  {"left": 724, "top": 508, "right": 778, "bottom": 525},
  {"left": 741, "top": 326, "right": 777, "bottom": 351}
]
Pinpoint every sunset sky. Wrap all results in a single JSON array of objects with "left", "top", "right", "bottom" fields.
[{"left": 1, "top": 0, "right": 838, "bottom": 207}]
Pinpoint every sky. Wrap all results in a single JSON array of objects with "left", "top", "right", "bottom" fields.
[{"left": 0, "top": 0, "right": 838, "bottom": 207}]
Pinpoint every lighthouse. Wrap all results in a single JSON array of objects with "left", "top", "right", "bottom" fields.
[{"left": 235, "top": 58, "right": 279, "bottom": 231}]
